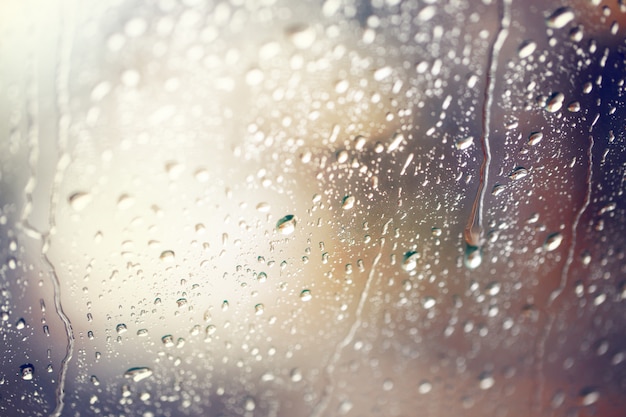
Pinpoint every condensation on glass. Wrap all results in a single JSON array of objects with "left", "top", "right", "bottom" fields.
[{"left": 0, "top": 0, "right": 625, "bottom": 416}]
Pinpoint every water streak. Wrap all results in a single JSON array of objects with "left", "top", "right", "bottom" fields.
[
  {"left": 535, "top": 134, "right": 594, "bottom": 414},
  {"left": 464, "top": 0, "right": 512, "bottom": 249},
  {"left": 310, "top": 238, "right": 385, "bottom": 417}
]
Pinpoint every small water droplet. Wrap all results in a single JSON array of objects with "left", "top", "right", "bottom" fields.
[
  {"left": 137, "top": 329, "right": 148, "bottom": 337},
  {"left": 117, "top": 194, "right": 135, "bottom": 210},
  {"left": 300, "top": 289, "right": 312, "bottom": 301},
  {"left": 579, "top": 387, "right": 599, "bottom": 406},
  {"left": 374, "top": 66, "right": 393, "bottom": 81},
  {"left": 69, "top": 192, "right": 92, "bottom": 211},
  {"left": 341, "top": 195, "right": 355, "bottom": 210},
  {"left": 286, "top": 24, "right": 316, "bottom": 49},
  {"left": 162, "top": 334, "right": 174, "bottom": 347},
  {"left": 15, "top": 318, "right": 26, "bottom": 330},
  {"left": 517, "top": 40, "right": 537, "bottom": 58},
  {"left": 546, "top": 7, "right": 575, "bottom": 29},
  {"left": 290, "top": 368, "right": 303, "bottom": 382},
  {"left": 545, "top": 92, "right": 564, "bottom": 112},
  {"left": 401, "top": 251, "right": 420, "bottom": 272},
  {"left": 509, "top": 167, "right": 528, "bottom": 180},
  {"left": 544, "top": 232, "right": 563, "bottom": 251},
  {"left": 464, "top": 245, "right": 482, "bottom": 269},
  {"left": 160, "top": 250, "right": 175, "bottom": 262},
  {"left": 455, "top": 136, "right": 474, "bottom": 150},
  {"left": 124, "top": 367, "right": 153, "bottom": 382},
  {"left": 528, "top": 131, "right": 543, "bottom": 146},
  {"left": 422, "top": 296, "right": 436, "bottom": 309},
  {"left": 20, "top": 364, "right": 34, "bottom": 381},
  {"left": 418, "top": 380, "right": 432, "bottom": 394},
  {"left": 276, "top": 215, "right": 296, "bottom": 235},
  {"left": 116, "top": 323, "right": 127, "bottom": 334},
  {"left": 257, "top": 272, "right": 267, "bottom": 283},
  {"left": 479, "top": 373, "right": 495, "bottom": 390}
]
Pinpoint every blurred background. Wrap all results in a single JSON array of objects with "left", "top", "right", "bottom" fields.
[{"left": 1, "top": 0, "right": 625, "bottom": 416}]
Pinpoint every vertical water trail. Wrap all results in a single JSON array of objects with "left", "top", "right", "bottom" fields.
[
  {"left": 535, "top": 134, "right": 594, "bottom": 414},
  {"left": 464, "top": 0, "right": 512, "bottom": 252},
  {"left": 46, "top": 1, "right": 77, "bottom": 415},
  {"left": 310, "top": 238, "right": 385, "bottom": 417}
]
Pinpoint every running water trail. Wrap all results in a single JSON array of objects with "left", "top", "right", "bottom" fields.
[
  {"left": 47, "top": 1, "right": 77, "bottom": 415},
  {"left": 17, "top": 2, "right": 76, "bottom": 416},
  {"left": 310, "top": 238, "right": 385, "bottom": 417},
  {"left": 534, "top": 133, "right": 595, "bottom": 414},
  {"left": 464, "top": 0, "right": 512, "bottom": 265}
]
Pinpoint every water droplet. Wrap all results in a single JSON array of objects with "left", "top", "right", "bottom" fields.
[
  {"left": 254, "top": 304, "right": 265, "bottom": 315},
  {"left": 15, "top": 318, "right": 26, "bottom": 330},
  {"left": 401, "top": 251, "right": 420, "bottom": 272},
  {"left": 300, "top": 289, "right": 312, "bottom": 302},
  {"left": 117, "top": 194, "right": 135, "bottom": 209},
  {"left": 418, "top": 380, "right": 432, "bottom": 394},
  {"left": 374, "top": 66, "right": 393, "bottom": 81},
  {"left": 286, "top": 24, "right": 316, "bottom": 49},
  {"left": 194, "top": 169, "right": 209, "bottom": 182},
  {"left": 69, "top": 192, "right": 92, "bottom": 211},
  {"left": 160, "top": 250, "right": 175, "bottom": 262},
  {"left": 517, "top": 40, "right": 537, "bottom": 58},
  {"left": 124, "top": 367, "right": 153, "bottom": 382},
  {"left": 116, "top": 323, "right": 128, "bottom": 334},
  {"left": 137, "top": 329, "right": 148, "bottom": 337},
  {"left": 509, "top": 167, "right": 528, "bottom": 180},
  {"left": 276, "top": 215, "right": 296, "bottom": 235},
  {"left": 455, "top": 136, "right": 474, "bottom": 150},
  {"left": 486, "top": 282, "right": 501, "bottom": 296},
  {"left": 20, "top": 364, "right": 34, "bottom": 381},
  {"left": 567, "top": 101, "right": 581, "bottom": 112},
  {"left": 528, "top": 132, "right": 543, "bottom": 146},
  {"left": 579, "top": 387, "right": 599, "bottom": 406},
  {"left": 176, "top": 298, "right": 187, "bottom": 308},
  {"left": 546, "top": 7, "right": 575, "bottom": 29},
  {"left": 244, "top": 397, "right": 256, "bottom": 411},
  {"left": 545, "top": 92, "right": 564, "bottom": 112},
  {"left": 245, "top": 68, "right": 264, "bottom": 86},
  {"left": 422, "top": 296, "right": 436, "bottom": 309},
  {"left": 256, "top": 202, "right": 270, "bottom": 212},
  {"left": 290, "top": 368, "right": 303, "bottom": 382},
  {"left": 162, "top": 334, "right": 174, "bottom": 347},
  {"left": 464, "top": 245, "right": 482, "bottom": 269},
  {"left": 479, "top": 373, "right": 495, "bottom": 390},
  {"left": 90, "top": 375, "right": 100, "bottom": 386},
  {"left": 257, "top": 272, "right": 267, "bottom": 283},
  {"left": 544, "top": 232, "right": 563, "bottom": 251},
  {"left": 341, "top": 195, "right": 355, "bottom": 210}
]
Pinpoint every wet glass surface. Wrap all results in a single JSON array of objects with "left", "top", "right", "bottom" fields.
[{"left": 1, "top": 0, "right": 625, "bottom": 416}]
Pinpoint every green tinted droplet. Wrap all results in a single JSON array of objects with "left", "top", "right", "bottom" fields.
[
  {"left": 341, "top": 195, "right": 355, "bottom": 210},
  {"left": 464, "top": 245, "right": 482, "bottom": 269},
  {"left": 162, "top": 334, "right": 174, "bottom": 347},
  {"left": 276, "top": 215, "right": 296, "bottom": 235},
  {"left": 116, "top": 323, "right": 127, "bottom": 334},
  {"left": 300, "top": 289, "right": 312, "bottom": 301},
  {"left": 401, "top": 251, "right": 420, "bottom": 272},
  {"left": 544, "top": 232, "right": 563, "bottom": 251},
  {"left": 124, "top": 367, "right": 153, "bottom": 382}
]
